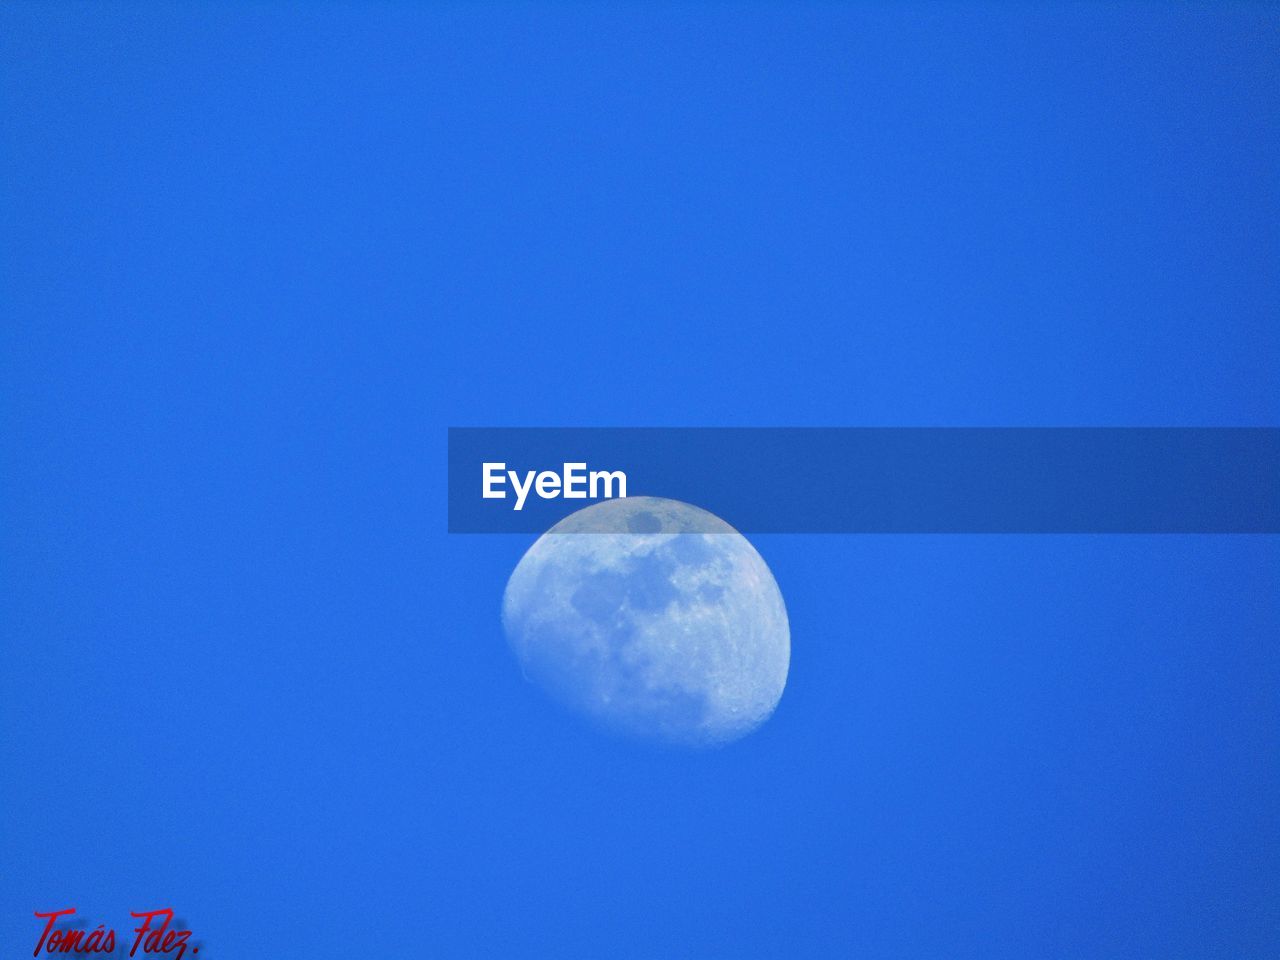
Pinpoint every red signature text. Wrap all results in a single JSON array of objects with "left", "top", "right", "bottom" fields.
[{"left": 33, "top": 909, "right": 198, "bottom": 958}]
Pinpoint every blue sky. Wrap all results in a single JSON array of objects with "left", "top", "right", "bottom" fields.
[{"left": 2, "top": 4, "right": 1277, "bottom": 958}]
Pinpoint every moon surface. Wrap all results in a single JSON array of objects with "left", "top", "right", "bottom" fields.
[{"left": 501, "top": 497, "right": 789, "bottom": 747}]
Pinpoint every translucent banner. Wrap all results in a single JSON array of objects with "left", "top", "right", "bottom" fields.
[{"left": 447, "top": 428, "right": 1280, "bottom": 533}]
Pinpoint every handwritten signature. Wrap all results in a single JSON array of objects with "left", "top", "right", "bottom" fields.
[{"left": 33, "top": 909, "right": 198, "bottom": 958}]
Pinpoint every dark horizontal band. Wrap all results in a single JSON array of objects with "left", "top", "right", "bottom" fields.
[{"left": 448, "top": 428, "right": 1280, "bottom": 534}]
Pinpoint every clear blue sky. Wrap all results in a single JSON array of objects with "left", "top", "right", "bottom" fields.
[{"left": 2, "top": 4, "right": 1277, "bottom": 957}]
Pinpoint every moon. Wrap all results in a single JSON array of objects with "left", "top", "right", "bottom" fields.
[{"left": 501, "top": 497, "right": 790, "bottom": 747}]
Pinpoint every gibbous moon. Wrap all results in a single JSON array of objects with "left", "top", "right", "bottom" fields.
[{"left": 501, "top": 497, "right": 789, "bottom": 747}]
